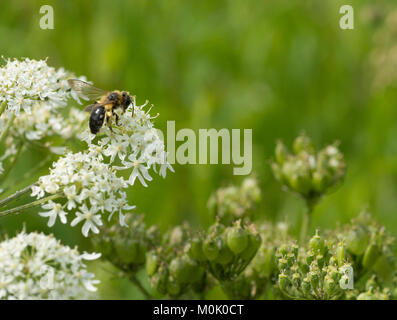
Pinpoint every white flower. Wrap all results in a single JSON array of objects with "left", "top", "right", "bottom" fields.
[
  {"left": 71, "top": 204, "right": 103, "bottom": 237},
  {"left": 0, "top": 231, "right": 100, "bottom": 299},
  {"left": 85, "top": 97, "right": 173, "bottom": 187},
  {"left": 32, "top": 151, "right": 131, "bottom": 237},
  {"left": 38, "top": 200, "right": 67, "bottom": 227}
]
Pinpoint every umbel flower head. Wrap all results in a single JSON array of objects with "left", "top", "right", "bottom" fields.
[
  {"left": 0, "top": 57, "right": 79, "bottom": 115},
  {"left": 31, "top": 151, "right": 134, "bottom": 237},
  {"left": 31, "top": 95, "right": 173, "bottom": 237},
  {"left": 0, "top": 231, "right": 100, "bottom": 300},
  {"left": 271, "top": 133, "right": 346, "bottom": 207},
  {"left": 82, "top": 96, "right": 174, "bottom": 187}
]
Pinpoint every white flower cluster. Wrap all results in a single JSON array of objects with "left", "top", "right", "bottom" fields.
[
  {"left": 32, "top": 100, "right": 173, "bottom": 237},
  {"left": 32, "top": 151, "right": 134, "bottom": 237},
  {"left": 83, "top": 97, "right": 174, "bottom": 187},
  {"left": 0, "top": 231, "right": 100, "bottom": 300},
  {"left": 0, "top": 58, "right": 77, "bottom": 115},
  {"left": 0, "top": 58, "right": 88, "bottom": 181}
]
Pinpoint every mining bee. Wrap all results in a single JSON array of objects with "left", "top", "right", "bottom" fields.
[{"left": 67, "top": 79, "right": 133, "bottom": 134}]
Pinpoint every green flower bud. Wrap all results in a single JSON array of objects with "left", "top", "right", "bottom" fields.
[
  {"left": 325, "top": 276, "right": 336, "bottom": 296},
  {"left": 278, "top": 273, "right": 288, "bottom": 291},
  {"left": 253, "top": 247, "right": 274, "bottom": 277},
  {"left": 336, "top": 242, "right": 345, "bottom": 266},
  {"left": 146, "top": 252, "right": 159, "bottom": 276},
  {"left": 115, "top": 239, "right": 137, "bottom": 264},
  {"left": 278, "top": 244, "right": 289, "bottom": 256},
  {"left": 271, "top": 163, "right": 284, "bottom": 182},
  {"left": 203, "top": 237, "right": 220, "bottom": 261},
  {"left": 302, "top": 277, "right": 311, "bottom": 296},
  {"left": 152, "top": 269, "right": 168, "bottom": 294},
  {"left": 134, "top": 243, "right": 147, "bottom": 264},
  {"left": 275, "top": 141, "right": 288, "bottom": 165},
  {"left": 293, "top": 134, "right": 315, "bottom": 154},
  {"left": 240, "top": 232, "right": 261, "bottom": 261},
  {"left": 346, "top": 227, "right": 370, "bottom": 256},
  {"left": 278, "top": 257, "right": 288, "bottom": 270},
  {"left": 312, "top": 171, "right": 325, "bottom": 192},
  {"left": 188, "top": 238, "right": 206, "bottom": 262},
  {"left": 310, "top": 231, "right": 325, "bottom": 254},
  {"left": 362, "top": 242, "right": 381, "bottom": 270},
  {"left": 166, "top": 279, "right": 181, "bottom": 296},
  {"left": 309, "top": 272, "right": 319, "bottom": 290},
  {"left": 169, "top": 256, "right": 195, "bottom": 284},
  {"left": 226, "top": 225, "right": 249, "bottom": 255},
  {"left": 289, "top": 174, "right": 311, "bottom": 195},
  {"left": 216, "top": 242, "right": 234, "bottom": 265}
]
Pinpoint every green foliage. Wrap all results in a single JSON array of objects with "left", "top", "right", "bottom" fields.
[{"left": 2, "top": 0, "right": 397, "bottom": 299}]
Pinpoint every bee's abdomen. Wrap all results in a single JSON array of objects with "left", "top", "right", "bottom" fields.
[{"left": 89, "top": 106, "right": 106, "bottom": 134}]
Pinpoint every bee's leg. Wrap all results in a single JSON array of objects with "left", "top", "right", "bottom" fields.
[
  {"left": 114, "top": 112, "right": 120, "bottom": 126},
  {"left": 105, "top": 111, "right": 113, "bottom": 132}
]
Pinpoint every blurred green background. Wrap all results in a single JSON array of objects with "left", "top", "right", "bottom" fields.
[{"left": 1, "top": 0, "right": 397, "bottom": 298}]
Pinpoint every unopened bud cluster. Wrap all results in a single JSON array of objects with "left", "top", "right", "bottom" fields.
[
  {"left": 276, "top": 231, "right": 352, "bottom": 300},
  {"left": 207, "top": 177, "right": 261, "bottom": 224},
  {"left": 92, "top": 213, "right": 159, "bottom": 272},
  {"left": 145, "top": 224, "right": 207, "bottom": 298},
  {"left": 271, "top": 134, "right": 345, "bottom": 205},
  {"left": 187, "top": 220, "right": 261, "bottom": 282},
  {"left": 221, "top": 222, "right": 288, "bottom": 299}
]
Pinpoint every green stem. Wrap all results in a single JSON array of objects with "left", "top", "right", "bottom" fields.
[
  {"left": 129, "top": 274, "right": 152, "bottom": 299},
  {"left": 0, "top": 142, "right": 24, "bottom": 184},
  {"left": 0, "top": 113, "right": 16, "bottom": 146},
  {"left": 0, "top": 101, "right": 6, "bottom": 117},
  {"left": 0, "top": 193, "right": 62, "bottom": 218},
  {"left": 299, "top": 197, "right": 316, "bottom": 244},
  {"left": 0, "top": 183, "right": 37, "bottom": 208}
]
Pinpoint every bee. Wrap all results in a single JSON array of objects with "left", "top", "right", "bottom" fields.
[{"left": 67, "top": 79, "right": 133, "bottom": 134}]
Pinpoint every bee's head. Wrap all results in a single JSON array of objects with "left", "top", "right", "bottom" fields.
[{"left": 122, "top": 91, "right": 132, "bottom": 107}]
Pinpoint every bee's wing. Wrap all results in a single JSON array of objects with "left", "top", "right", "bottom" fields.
[
  {"left": 68, "top": 79, "right": 108, "bottom": 100},
  {"left": 84, "top": 100, "right": 113, "bottom": 113}
]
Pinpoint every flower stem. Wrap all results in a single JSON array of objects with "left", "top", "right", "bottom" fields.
[
  {"left": 129, "top": 274, "right": 152, "bottom": 299},
  {"left": 0, "top": 193, "right": 62, "bottom": 218},
  {"left": 0, "top": 183, "right": 37, "bottom": 208},
  {"left": 0, "top": 142, "right": 24, "bottom": 184},
  {"left": 0, "top": 101, "right": 6, "bottom": 117},
  {"left": 299, "top": 197, "right": 316, "bottom": 244},
  {"left": 0, "top": 113, "right": 16, "bottom": 146}
]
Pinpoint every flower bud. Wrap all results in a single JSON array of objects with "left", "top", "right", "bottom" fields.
[
  {"left": 346, "top": 227, "right": 370, "bottom": 256},
  {"left": 203, "top": 237, "right": 220, "bottom": 261},
  {"left": 240, "top": 232, "right": 261, "bottom": 262},
  {"left": 253, "top": 247, "right": 274, "bottom": 277},
  {"left": 188, "top": 238, "right": 206, "bottom": 262},
  {"left": 312, "top": 171, "right": 325, "bottom": 192},
  {"left": 166, "top": 279, "right": 181, "bottom": 296},
  {"left": 226, "top": 224, "right": 249, "bottom": 255},
  {"left": 293, "top": 134, "right": 315, "bottom": 154},
  {"left": 309, "top": 231, "right": 325, "bottom": 254},
  {"left": 146, "top": 252, "right": 159, "bottom": 276},
  {"left": 216, "top": 241, "right": 234, "bottom": 265},
  {"left": 115, "top": 239, "right": 137, "bottom": 264},
  {"left": 275, "top": 141, "right": 288, "bottom": 165},
  {"left": 278, "top": 273, "right": 288, "bottom": 291},
  {"left": 336, "top": 242, "right": 345, "bottom": 266},
  {"left": 362, "top": 242, "right": 380, "bottom": 270}
]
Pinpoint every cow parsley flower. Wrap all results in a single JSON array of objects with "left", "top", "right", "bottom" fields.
[
  {"left": 0, "top": 58, "right": 78, "bottom": 115},
  {"left": 84, "top": 97, "right": 174, "bottom": 187},
  {"left": 31, "top": 151, "right": 132, "bottom": 237},
  {"left": 0, "top": 231, "right": 100, "bottom": 299}
]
